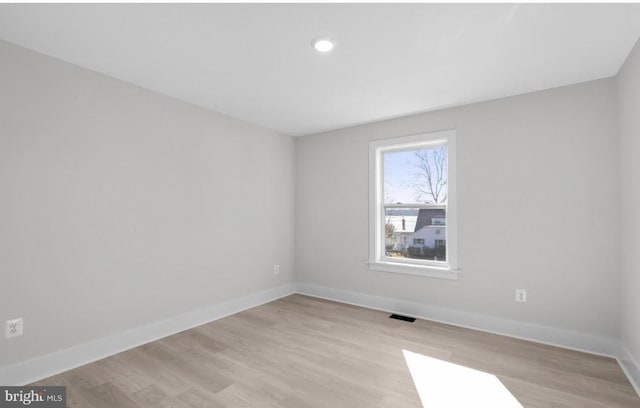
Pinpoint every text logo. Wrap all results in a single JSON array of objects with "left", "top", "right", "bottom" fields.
[{"left": 0, "top": 387, "right": 65, "bottom": 408}]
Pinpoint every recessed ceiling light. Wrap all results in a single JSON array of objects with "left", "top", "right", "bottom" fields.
[{"left": 312, "top": 37, "right": 335, "bottom": 53}]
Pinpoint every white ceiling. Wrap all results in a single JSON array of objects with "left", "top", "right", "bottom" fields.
[{"left": 0, "top": 4, "right": 639, "bottom": 136}]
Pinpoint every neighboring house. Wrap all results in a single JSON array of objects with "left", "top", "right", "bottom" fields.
[
  {"left": 385, "top": 214, "right": 417, "bottom": 250},
  {"left": 385, "top": 215, "right": 417, "bottom": 233},
  {"left": 414, "top": 208, "right": 446, "bottom": 231},
  {"left": 407, "top": 224, "right": 446, "bottom": 249},
  {"left": 391, "top": 230, "right": 413, "bottom": 251},
  {"left": 392, "top": 208, "right": 446, "bottom": 251}
]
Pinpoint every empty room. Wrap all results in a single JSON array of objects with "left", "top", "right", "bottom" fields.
[{"left": 1, "top": 2, "right": 640, "bottom": 407}]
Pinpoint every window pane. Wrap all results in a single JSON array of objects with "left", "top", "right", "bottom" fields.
[
  {"left": 383, "top": 145, "right": 447, "bottom": 204},
  {"left": 385, "top": 207, "right": 447, "bottom": 262}
]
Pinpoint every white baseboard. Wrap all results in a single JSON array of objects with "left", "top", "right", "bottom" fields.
[
  {"left": 619, "top": 345, "right": 640, "bottom": 396},
  {"left": 0, "top": 283, "right": 297, "bottom": 386},
  {"left": 2, "top": 282, "right": 635, "bottom": 397},
  {"left": 295, "top": 283, "right": 620, "bottom": 359}
]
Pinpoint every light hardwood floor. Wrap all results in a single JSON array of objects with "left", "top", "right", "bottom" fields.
[{"left": 32, "top": 294, "right": 640, "bottom": 407}]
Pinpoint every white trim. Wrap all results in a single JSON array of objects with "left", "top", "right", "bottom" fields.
[
  {"left": 369, "top": 129, "right": 458, "bottom": 277},
  {"left": 383, "top": 203, "right": 447, "bottom": 209},
  {"left": 0, "top": 283, "right": 297, "bottom": 386},
  {"left": 368, "top": 260, "right": 460, "bottom": 280},
  {"left": 619, "top": 345, "right": 640, "bottom": 396},
  {"left": 2, "top": 282, "right": 636, "bottom": 397},
  {"left": 295, "top": 283, "right": 620, "bottom": 358}
]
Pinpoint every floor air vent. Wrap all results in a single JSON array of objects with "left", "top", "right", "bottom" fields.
[{"left": 389, "top": 314, "right": 416, "bottom": 322}]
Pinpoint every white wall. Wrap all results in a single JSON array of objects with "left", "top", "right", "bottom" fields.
[
  {"left": 0, "top": 40, "right": 295, "bottom": 368},
  {"left": 296, "top": 79, "right": 619, "bottom": 342},
  {"left": 618, "top": 38, "right": 640, "bottom": 387}
]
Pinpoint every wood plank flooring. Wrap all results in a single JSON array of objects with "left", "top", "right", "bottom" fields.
[{"left": 32, "top": 294, "right": 640, "bottom": 407}]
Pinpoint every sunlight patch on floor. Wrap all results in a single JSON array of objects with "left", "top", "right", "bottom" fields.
[{"left": 403, "top": 350, "right": 523, "bottom": 408}]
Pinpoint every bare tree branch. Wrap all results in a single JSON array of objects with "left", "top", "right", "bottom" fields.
[{"left": 412, "top": 147, "right": 447, "bottom": 203}]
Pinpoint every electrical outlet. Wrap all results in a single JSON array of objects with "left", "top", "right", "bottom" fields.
[
  {"left": 273, "top": 264, "right": 280, "bottom": 275},
  {"left": 515, "top": 289, "right": 527, "bottom": 303},
  {"left": 6, "top": 318, "right": 23, "bottom": 339}
]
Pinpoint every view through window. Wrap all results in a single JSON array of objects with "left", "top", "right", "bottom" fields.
[{"left": 383, "top": 144, "right": 448, "bottom": 263}]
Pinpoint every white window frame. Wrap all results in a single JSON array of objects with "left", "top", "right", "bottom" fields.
[{"left": 368, "top": 129, "right": 459, "bottom": 280}]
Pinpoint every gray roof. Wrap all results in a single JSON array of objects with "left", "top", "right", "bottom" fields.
[{"left": 414, "top": 208, "right": 446, "bottom": 232}]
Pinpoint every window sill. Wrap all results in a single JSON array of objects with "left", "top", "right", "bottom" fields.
[{"left": 368, "top": 260, "right": 460, "bottom": 280}]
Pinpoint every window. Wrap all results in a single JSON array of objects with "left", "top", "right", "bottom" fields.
[{"left": 369, "top": 129, "right": 459, "bottom": 279}]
